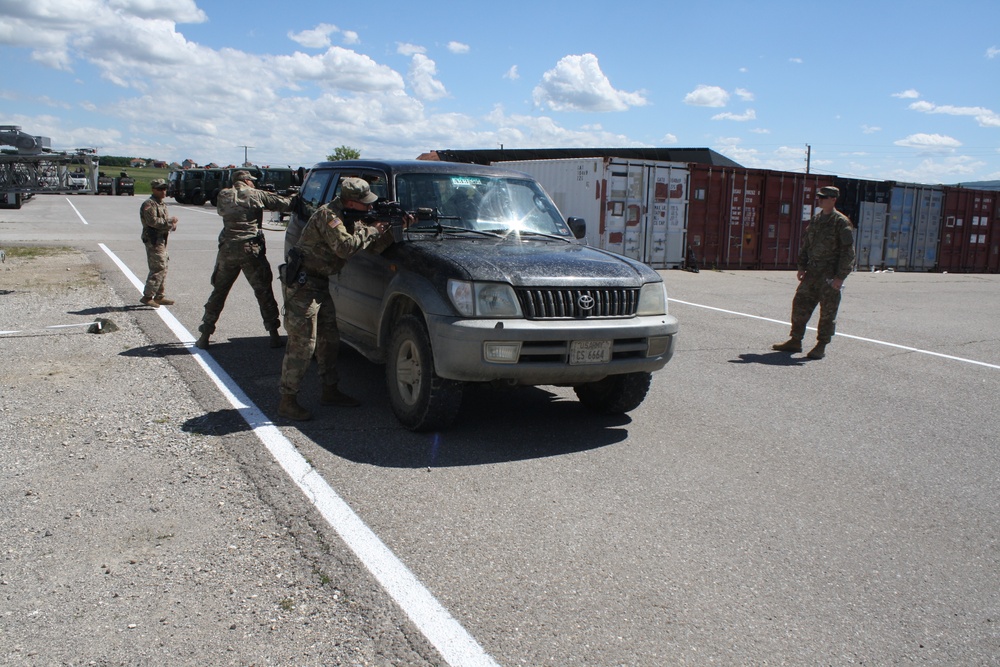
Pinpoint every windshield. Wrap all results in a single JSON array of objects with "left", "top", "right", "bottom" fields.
[{"left": 394, "top": 172, "right": 573, "bottom": 237}]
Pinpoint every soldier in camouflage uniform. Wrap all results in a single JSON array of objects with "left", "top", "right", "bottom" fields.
[
  {"left": 195, "top": 170, "right": 294, "bottom": 350},
  {"left": 277, "top": 177, "right": 393, "bottom": 421},
  {"left": 773, "top": 185, "right": 856, "bottom": 359},
  {"left": 139, "top": 179, "right": 178, "bottom": 308}
]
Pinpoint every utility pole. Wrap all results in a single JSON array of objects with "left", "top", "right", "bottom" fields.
[
  {"left": 805, "top": 144, "right": 811, "bottom": 174},
  {"left": 238, "top": 145, "right": 254, "bottom": 167}
]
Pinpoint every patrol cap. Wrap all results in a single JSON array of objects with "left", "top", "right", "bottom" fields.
[
  {"left": 232, "top": 169, "right": 256, "bottom": 183},
  {"left": 817, "top": 186, "right": 840, "bottom": 199},
  {"left": 150, "top": 179, "right": 168, "bottom": 190},
  {"left": 340, "top": 177, "right": 378, "bottom": 204}
]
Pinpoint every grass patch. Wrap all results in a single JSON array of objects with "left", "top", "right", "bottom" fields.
[{"left": 2, "top": 245, "right": 75, "bottom": 259}]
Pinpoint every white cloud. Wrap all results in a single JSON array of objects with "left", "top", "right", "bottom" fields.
[
  {"left": 341, "top": 30, "right": 359, "bottom": 45},
  {"left": 396, "top": 42, "right": 425, "bottom": 57},
  {"left": 108, "top": 0, "right": 207, "bottom": 23},
  {"left": 789, "top": 57, "right": 803, "bottom": 64},
  {"left": 288, "top": 23, "right": 340, "bottom": 49},
  {"left": 894, "top": 133, "right": 962, "bottom": 151},
  {"left": 712, "top": 109, "right": 756, "bottom": 122},
  {"left": 683, "top": 85, "right": 729, "bottom": 108},
  {"left": 408, "top": 53, "right": 448, "bottom": 101},
  {"left": 987, "top": 46, "right": 1000, "bottom": 59},
  {"left": 532, "top": 53, "right": 648, "bottom": 112},
  {"left": 662, "top": 133, "right": 678, "bottom": 144},
  {"left": 447, "top": 41, "right": 470, "bottom": 54},
  {"left": 503, "top": 65, "right": 519, "bottom": 81},
  {"left": 861, "top": 124, "right": 881, "bottom": 134},
  {"left": 892, "top": 89, "right": 920, "bottom": 99},
  {"left": 735, "top": 88, "right": 754, "bottom": 101},
  {"left": 909, "top": 100, "right": 1000, "bottom": 127}
]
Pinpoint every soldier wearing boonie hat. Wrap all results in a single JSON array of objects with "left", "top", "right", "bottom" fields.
[
  {"left": 276, "top": 176, "right": 393, "bottom": 420},
  {"left": 771, "top": 183, "right": 855, "bottom": 359},
  {"left": 138, "top": 177, "right": 179, "bottom": 308}
]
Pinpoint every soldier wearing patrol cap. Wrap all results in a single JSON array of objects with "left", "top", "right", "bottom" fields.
[
  {"left": 139, "top": 178, "right": 178, "bottom": 308},
  {"left": 277, "top": 176, "right": 394, "bottom": 420},
  {"left": 195, "top": 169, "right": 295, "bottom": 350},
  {"left": 772, "top": 185, "right": 855, "bottom": 359}
]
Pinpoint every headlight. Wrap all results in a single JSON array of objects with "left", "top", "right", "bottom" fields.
[
  {"left": 448, "top": 279, "right": 522, "bottom": 317},
  {"left": 636, "top": 282, "right": 668, "bottom": 316}
]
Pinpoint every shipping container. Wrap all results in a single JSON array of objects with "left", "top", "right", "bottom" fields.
[
  {"left": 939, "top": 187, "right": 999, "bottom": 273},
  {"left": 497, "top": 157, "right": 690, "bottom": 269},
  {"left": 883, "top": 183, "right": 943, "bottom": 271},
  {"left": 834, "top": 178, "right": 891, "bottom": 270},
  {"left": 687, "top": 166, "right": 832, "bottom": 270},
  {"left": 759, "top": 171, "right": 836, "bottom": 269}
]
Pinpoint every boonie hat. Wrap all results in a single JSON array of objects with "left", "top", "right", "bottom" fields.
[
  {"left": 150, "top": 179, "right": 167, "bottom": 190},
  {"left": 817, "top": 186, "right": 840, "bottom": 198},
  {"left": 232, "top": 169, "right": 256, "bottom": 182},
  {"left": 340, "top": 177, "right": 378, "bottom": 204}
]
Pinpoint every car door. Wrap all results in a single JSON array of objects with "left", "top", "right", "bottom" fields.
[{"left": 328, "top": 169, "right": 392, "bottom": 349}]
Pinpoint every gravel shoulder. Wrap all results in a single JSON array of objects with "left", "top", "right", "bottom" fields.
[{"left": 0, "top": 247, "right": 437, "bottom": 666}]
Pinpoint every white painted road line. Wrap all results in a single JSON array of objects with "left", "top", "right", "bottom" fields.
[
  {"left": 98, "top": 243, "right": 500, "bottom": 667},
  {"left": 66, "top": 197, "right": 88, "bottom": 224},
  {"left": 669, "top": 298, "right": 1000, "bottom": 371}
]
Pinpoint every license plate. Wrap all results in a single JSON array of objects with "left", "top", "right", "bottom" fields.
[{"left": 570, "top": 339, "right": 612, "bottom": 365}]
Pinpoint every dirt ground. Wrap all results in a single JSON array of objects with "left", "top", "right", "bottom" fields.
[{"left": 0, "top": 246, "right": 436, "bottom": 666}]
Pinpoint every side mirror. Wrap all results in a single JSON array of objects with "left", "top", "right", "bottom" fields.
[{"left": 567, "top": 217, "right": 586, "bottom": 240}]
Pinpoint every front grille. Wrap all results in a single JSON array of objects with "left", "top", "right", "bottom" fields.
[{"left": 516, "top": 287, "right": 639, "bottom": 319}]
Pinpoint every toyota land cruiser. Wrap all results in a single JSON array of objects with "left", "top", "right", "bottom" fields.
[{"left": 285, "top": 160, "right": 679, "bottom": 431}]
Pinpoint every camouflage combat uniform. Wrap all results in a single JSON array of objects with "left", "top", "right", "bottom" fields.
[
  {"left": 197, "top": 182, "right": 292, "bottom": 338},
  {"left": 279, "top": 198, "right": 384, "bottom": 396},
  {"left": 787, "top": 209, "right": 856, "bottom": 344},
  {"left": 140, "top": 193, "right": 174, "bottom": 300}
]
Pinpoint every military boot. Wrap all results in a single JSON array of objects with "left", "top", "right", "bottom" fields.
[
  {"left": 195, "top": 332, "right": 211, "bottom": 350},
  {"left": 269, "top": 329, "right": 285, "bottom": 348},
  {"left": 278, "top": 394, "right": 312, "bottom": 421},
  {"left": 771, "top": 338, "right": 803, "bottom": 353},
  {"left": 139, "top": 296, "right": 159, "bottom": 309},
  {"left": 321, "top": 384, "right": 361, "bottom": 407},
  {"left": 807, "top": 343, "right": 827, "bottom": 359},
  {"left": 154, "top": 295, "right": 175, "bottom": 306}
]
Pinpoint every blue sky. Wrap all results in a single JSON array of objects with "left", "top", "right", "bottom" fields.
[{"left": 2, "top": 0, "right": 998, "bottom": 185}]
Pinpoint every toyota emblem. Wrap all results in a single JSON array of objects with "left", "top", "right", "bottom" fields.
[{"left": 578, "top": 294, "right": 595, "bottom": 311}]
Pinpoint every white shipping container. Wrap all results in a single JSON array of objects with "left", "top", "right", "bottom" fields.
[{"left": 497, "top": 158, "right": 690, "bottom": 269}]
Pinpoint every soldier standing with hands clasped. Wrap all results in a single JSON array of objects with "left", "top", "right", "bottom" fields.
[
  {"left": 772, "top": 185, "right": 856, "bottom": 359},
  {"left": 277, "top": 177, "right": 405, "bottom": 421},
  {"left": 139, "top": 179, "right": 178, "bottom": 308},
  {"left": 195, "top": 170, "right": 294, "bottom": 350}
]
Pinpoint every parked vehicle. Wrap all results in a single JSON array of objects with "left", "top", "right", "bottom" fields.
[
  {"left": 285, "top": 159, "right": 679, "bottom": 431},
  {"left": 115, "top": 172, "right": 134, "bottom": 195},
  {"left": 97, "top": 172, "right": 114, "bottom": 195}
]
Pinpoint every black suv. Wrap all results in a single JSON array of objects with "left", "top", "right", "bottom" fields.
[{"left": 285, "top": 160, "right": 679, "bottom": 431}]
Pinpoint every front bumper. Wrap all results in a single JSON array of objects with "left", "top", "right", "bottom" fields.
[{"left": 426, "top": 313, "right": 679, "bottom": 384}]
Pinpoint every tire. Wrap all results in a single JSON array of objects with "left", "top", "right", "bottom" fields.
[
  {"left": 385, "top": 315, "right": 463, "bottom": 431},
  {"left": 574, "top": 371, "right": 652, "bottom": 414}
]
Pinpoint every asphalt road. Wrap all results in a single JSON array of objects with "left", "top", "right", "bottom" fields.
[{"left": 3, "top": 193, "right": 999, "bottom": 665}]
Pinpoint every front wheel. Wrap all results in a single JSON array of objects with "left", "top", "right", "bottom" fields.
[
  {"left": 386, "top": 315, "right": 463, "bottom": 431},
  {"left": 574, "top": 372, "right": 652, "bottom": 414}
]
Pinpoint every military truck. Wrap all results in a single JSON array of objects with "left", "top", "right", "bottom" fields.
[
  {"left": 115, "top": 171, "right": 134, "bottom": 195},
  {"left": 97, "top": 172, "right": 114, "bottom": 195}
]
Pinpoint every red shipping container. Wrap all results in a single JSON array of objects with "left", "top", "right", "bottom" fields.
[
  {"left": 940, "top": 187, "right": 998, "bottom": 273},
  {"left": 759, "top": 171, "right": 836, "bottom": 269},
  {"left": 687, "top": 165, "right": 765, "bottom": 269}
]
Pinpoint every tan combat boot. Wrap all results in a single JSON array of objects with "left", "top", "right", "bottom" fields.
[
  {"left": 320, "top": 384, "right": 361, "bottom": 407},
  {"left": 771, "top": 338, "right": 803, "bottom": 353},
  {"left": 278, "top": 394, "right": 312, "bottom": 420}
]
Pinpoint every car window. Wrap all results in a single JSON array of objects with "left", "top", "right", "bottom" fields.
[
  {"left": 396, "top": 173, "right": 572, "bottom": 236},
  {"left": 330, "top": 171, "right": 389, "bottom": 201},
  {"left": 299, "top": 169, "right": 335, "bottom": 221}
]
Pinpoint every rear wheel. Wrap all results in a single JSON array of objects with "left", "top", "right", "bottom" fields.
[
  {"left": 574, "top": 371, "right": 652, "bottom": 414},
  {"left": 386, "top": 315, "right": 463, "bottom": 431}
]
